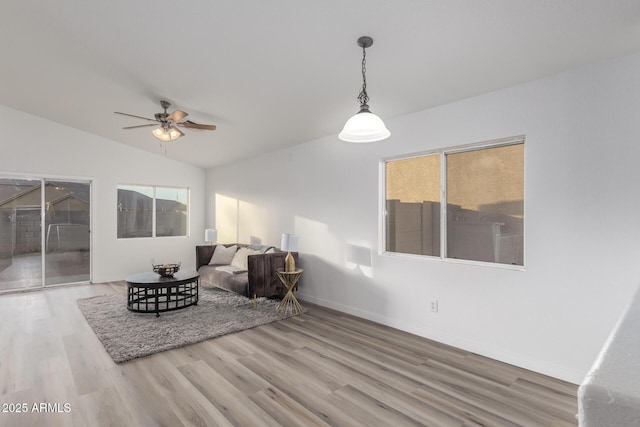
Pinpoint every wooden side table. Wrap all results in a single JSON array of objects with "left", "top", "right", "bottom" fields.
[{"left": 275, "top": 268, "right": 304, "bottom": 315}]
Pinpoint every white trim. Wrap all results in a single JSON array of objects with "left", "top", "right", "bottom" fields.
[
  {"left": 380, "top": 249, "right": 526, "bottom": 271},
  {"left": 378, "top": 161, "right": 387, "bottom": 256},
  {"left": 40, "top": 179, "right": 45, "bottom": 285},
  {"left": 0, "top": 170, "right": 94, "bottom": 182},
  {"left": 152, "top": 186, "right": 157, "bottom": 237},
  {"left": 440, "top": 152, "right": 447, "bottom": 259},
  {"left": 382, "top": 135, "right": 525, "bottom": 163}
]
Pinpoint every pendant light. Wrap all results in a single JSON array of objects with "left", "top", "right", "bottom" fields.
[{"left": 339, "top": 36, "right": 390, "bottom": 143}]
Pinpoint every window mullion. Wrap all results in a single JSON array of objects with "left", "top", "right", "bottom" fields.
[
  {"left": 440, "top": 153, "right": 447, "bottom": 260},
  {"left": 152, "top": 186, "right": 157, "bottom": 238}
]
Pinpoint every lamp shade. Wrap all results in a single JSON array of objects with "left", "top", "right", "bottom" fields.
[
  {"left": 280, "top": 233, "right": 298, "bottom": 252},
  {"left": 153, "top": 127, "right": 171, "bottom": 141},
  {"left": 205, "top": 229, "right": 217, "bottom": 244},
  {"left": 153, "top": 126, "right": 183, "bottom": 141},
  {"left": 168, "top": 126, "right": 182, "bottom": 140},
  {"left": 339, "top": 107, "right": 390, "bottom": 143}
]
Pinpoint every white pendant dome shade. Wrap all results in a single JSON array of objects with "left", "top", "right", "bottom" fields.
[{"left": 339, "top": 106, "right": 391, "bottom": 143}]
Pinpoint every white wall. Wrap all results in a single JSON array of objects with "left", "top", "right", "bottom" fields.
[
  {"left": 206, "top": 51, "right": 640, "bottom": 384},
  {"left": 0, "top": 106, "right": 205, "bottom": 283}
]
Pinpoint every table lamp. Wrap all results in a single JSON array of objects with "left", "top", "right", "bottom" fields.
[
  {"left": 280, "top": 233, "right": 298, "bottom": 272},
  {"left": 205, "top": 229, "right": 217, "bottom": 245}
]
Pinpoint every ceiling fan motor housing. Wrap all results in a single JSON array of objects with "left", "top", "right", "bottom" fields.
[{"left": 155, "top": 112, "right": 169, "bottom": 122}]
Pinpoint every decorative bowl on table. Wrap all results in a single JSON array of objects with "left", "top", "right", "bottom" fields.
[{"left": 153, "top": 262, "right": 181, "bottom": 278}]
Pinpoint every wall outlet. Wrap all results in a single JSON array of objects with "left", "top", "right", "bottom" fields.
[{"left": 430, "top": 300, "right": 439, "bottom": 313}]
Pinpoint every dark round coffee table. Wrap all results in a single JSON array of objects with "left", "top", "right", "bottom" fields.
[{"left": 126, "top": 270, "right": 199, "bottom": 317}]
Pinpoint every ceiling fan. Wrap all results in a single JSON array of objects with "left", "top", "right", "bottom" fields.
[{"left": 114, "top": 100, "right": 216, "bottom": 142}]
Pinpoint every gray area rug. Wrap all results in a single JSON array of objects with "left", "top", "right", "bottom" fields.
[{"left": 77, "top": 287, "right": 300, "bottom": 363}]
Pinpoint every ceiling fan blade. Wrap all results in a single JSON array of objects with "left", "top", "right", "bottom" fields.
[
  {"left": 167, "top": 109, "right": 188, "bottom": 122},
  {"left": 122, "top": 124, "right": 158, "bottom": 129},
  {"left": 178, "top": 121, "right": 217, "bottom": 131},
  {"left": 114, "top": 112, "right": 159, "bottom": 123}
]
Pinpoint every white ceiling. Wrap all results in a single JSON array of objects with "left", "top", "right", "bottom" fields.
[{"left": 3, "top": 1, "right": 640, "bottom": 169}]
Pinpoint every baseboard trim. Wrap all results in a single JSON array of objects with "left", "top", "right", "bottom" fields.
[{"left": 298, "top": 292, "right": 584, "bottom": 385}]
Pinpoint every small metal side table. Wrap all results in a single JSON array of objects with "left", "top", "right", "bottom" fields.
[{"left": 275, "top": 268, "right": 304, "bottom": 315}]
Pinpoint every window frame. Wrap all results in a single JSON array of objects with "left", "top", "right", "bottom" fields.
[
  {"left": 380, "top": 135, "right": 525, "bottom": 270},
  {"left": 117, "top": 184, "right": 190, "bottom": 239}
]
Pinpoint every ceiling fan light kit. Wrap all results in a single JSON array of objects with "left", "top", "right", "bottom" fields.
[
  {"left": 152, "top": 126, "right": 183, "bottom": 142},
  {"left": 339, "top": 36, "right": 390, "bottom": 143},
  {"left": 115, "top": 100, "right": 216, "bottom": 142}
]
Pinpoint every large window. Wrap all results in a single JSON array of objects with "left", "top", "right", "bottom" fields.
[
  {"left": 385, "top": 137, "right": 524, "bottom": 267},
  {"left": 117, "top": 185, "right": 188, "bottom": 238}
]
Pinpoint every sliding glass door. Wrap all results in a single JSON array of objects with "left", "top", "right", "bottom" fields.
[
  {"left": 44, "top": 180, "right": 91, "bottom": 286},
  {"left": 0, "top": 178, "right": 43, "bottom": 291},
  {"left": 0, "top": 177, "right": 91, "bottom": 291}
]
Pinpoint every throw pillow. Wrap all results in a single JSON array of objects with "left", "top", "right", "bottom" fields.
[
  {"left": 208, "top": 244, "right": 238, "bottom": 265},
  {"left": 230, "top": 247, "right": 260, "bottom": 270}
]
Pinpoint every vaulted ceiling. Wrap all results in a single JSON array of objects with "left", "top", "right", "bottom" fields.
[{"left": 3, "top": 0, "right": 640, "bottom": 168}]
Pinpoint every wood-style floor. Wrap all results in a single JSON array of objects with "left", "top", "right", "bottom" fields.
[{"left": 0, "top": 283, "right": 578, "bottom": 427}]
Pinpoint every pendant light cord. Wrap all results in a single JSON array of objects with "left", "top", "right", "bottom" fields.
[{"left": 357, "top": 45, "right": 369, "bottom": 107}]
